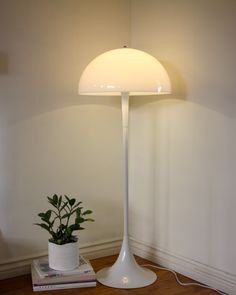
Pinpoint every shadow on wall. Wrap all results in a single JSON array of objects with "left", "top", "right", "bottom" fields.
[
  {"left": 130, "top": 61, "right": 187, "bottom": 108},
  {"left": 0, "top": 52, "right": 8, "bottom": 75},
  {"left": 0, "top": 230, "right": 11, "bottom": 260},
  {"left": 0, "top": 237, "right": 46, "bottom": 262},
  {"left": 0, "top": 93, "right": 122, "bottom": 128},
  {"left": 77, "top": 196, "right": 123, "bottom": 244},
  {"left": 130, "top": 93, "right": 236, "bottom": 271},
  {"left": 0, "top": 103, "right": 123, "bottom": 262},
  {"left": 0, "top": 230, "right": 43, "bottom": 261},
  {"left": 0, "top": 51, "right": 121, "bottom": 128},
  {"left": 129, "top": 61, "right": 187, "bottom": 248},
  {"left": 130, "top": 57, "right": 236, "bottom": 119}
]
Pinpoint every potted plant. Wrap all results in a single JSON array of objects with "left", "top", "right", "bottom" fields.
[{"left": 35, "top": 194, "right": 94, "bottom": 271}]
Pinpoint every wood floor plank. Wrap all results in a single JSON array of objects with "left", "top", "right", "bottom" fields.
[{"left": 0, "top": 255, "right": 219, "bottom": 294}]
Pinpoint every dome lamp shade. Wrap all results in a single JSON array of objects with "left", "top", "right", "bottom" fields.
[{"left": 79, "top": 48, "right": 171, "bottom": 96}]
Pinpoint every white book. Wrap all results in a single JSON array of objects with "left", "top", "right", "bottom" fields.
[
  {"left": 33, "top": 281, "right": 96, "bottom": 292},
  {"left": 31, "top": 264, "right": 96, "bottom": 285},
  {"left": 33, "top": 255, "right": 93, "bottom": 278}
]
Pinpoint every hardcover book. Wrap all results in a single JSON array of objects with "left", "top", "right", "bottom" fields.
[
  {"left": 31, "top": 256, "right": 96, "bottom": 292},
  {"left": 33, "top": 255, "right": 93, "bottom": 278}
]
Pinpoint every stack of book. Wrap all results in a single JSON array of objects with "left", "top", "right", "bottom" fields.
[{"left": 31, "top": 255, "right": 96, "bottom": 291}]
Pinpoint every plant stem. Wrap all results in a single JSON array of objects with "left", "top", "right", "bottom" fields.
[{"left": 65, "top": 207, "right": 72, "bottom": 229}]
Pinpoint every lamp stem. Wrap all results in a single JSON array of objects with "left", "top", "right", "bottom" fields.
[
  {"left": 96, "top": 92, "right": 157, "bottom": 288},
  {"left": 121, "top": 92, "right": 129, "bottom": 238}
]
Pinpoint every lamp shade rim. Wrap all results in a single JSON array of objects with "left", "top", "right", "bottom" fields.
[{"left": 79, "top": 91, "right": 171, "bottom": 96}]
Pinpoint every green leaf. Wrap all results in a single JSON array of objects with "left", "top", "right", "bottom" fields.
[
  {"left": 41, "top": 217, "right": 50, "bottom": 224},
  {"left": 75, "top": 217, "right": 85, "bottom": 224},
  {"left": 53, "top": 194, "right": 58, "bottom": 205},
  {"left": 47, "top": 197, "right": 58, "bottom": 208},
  {"left": 45, "top": 210, "right": 52, "bottom": 220},
  {"left": 65, "top": 227, "right": 72, "bottom": 237},
  {"left": 58, "top": 195, "right": 62, "bottom": 208},
  {"left": 84, "top": 218, "right": 95, "bottom": 222},
  {"left": 69, "top": 224, "right": 81, "bottom": 231},
  {"left": 38, "top": 212, "right": 45, "bottom": 218},
  {"left": 82, "top": 210, "right": 93, "bottom": 215},
  {"left": 69, "top": 198, "right": 76, "bottom": 207},
  {"left": 47, "top": 196, "right": 53, "bottom": 203}
]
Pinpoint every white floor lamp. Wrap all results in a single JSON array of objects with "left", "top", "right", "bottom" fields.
[{"left": 79, "top": 47, "right": 171, "bottom": 289}]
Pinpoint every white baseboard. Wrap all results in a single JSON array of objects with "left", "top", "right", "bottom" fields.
[
  {"left": 0, "top": 238, "right": 122, "bottom": 280},
  {"left": 130, "top": 238, "right": 236, "bottom": 295}
]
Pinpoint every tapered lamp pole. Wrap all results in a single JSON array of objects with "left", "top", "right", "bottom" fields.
[{"left": 96, "top": 92, "right": 157, "bottom": 288}]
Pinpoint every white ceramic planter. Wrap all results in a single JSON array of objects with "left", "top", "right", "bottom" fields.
[{"left": 48, "top": 241, "right": 79, "bottom": 271}]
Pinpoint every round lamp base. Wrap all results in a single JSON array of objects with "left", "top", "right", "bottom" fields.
[{"left": 96, "top": 265, "right": 157, "bottom": 289}]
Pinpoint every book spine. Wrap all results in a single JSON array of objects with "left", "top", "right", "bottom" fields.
[
  {"left": 33, "top": 281, "right": 96, "bottom": 292},
  {"left": 34, "top": 275, "right": 96, "bottom": 285}
]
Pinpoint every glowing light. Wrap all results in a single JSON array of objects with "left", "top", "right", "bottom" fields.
[{"left": 122, "top": 276, "right": 129, "bottom": 284}]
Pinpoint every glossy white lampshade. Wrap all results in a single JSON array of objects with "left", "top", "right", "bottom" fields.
[{"left": 79, "top": 48, "right": 171, "bottom": 96}]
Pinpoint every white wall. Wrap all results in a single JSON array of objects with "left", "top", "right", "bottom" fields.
[
  {"left": 1, "top": 0, "right": 236, "bottom": 290},
  {"left": 0, "top": 0, "right": 130, "bottom": 262},
  {"left": 130, "top": 0, "right": 236, "bottom": 280}
]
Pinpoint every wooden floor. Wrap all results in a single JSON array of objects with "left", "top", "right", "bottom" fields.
[{"left": 0, "top": 255, "right": 219, "bottom": 295}]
